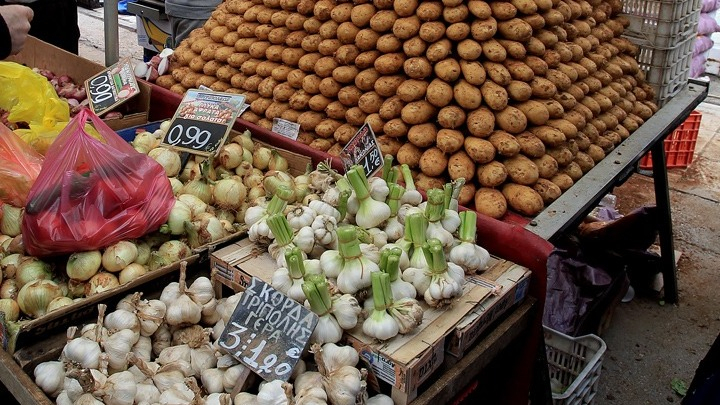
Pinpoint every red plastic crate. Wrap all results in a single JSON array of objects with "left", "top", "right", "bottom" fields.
[{"left": 639, "top": 110, "right": 701, "bottom": 170}]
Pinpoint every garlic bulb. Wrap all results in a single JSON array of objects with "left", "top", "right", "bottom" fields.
[
  {"left": 201, "top": 297, "right": 221, "bottom": 325},
  {"left": 220, "top": 292, "right": 243, "bottom": 324},
  {"left": 216, "top": 353, "right": 238, "bottom": 369},
  {"left": 158, "top": 380, "right": 196, "bottom": 404},
  {"left": 62, "top": 326, "right": 101, "bottom": 369},
  {"left": 157, "top": 344, "right": 192, "bottom": 366},
  {"left": 165, "top": 263, "right": 202, "bottom": 326},
  {"left": 319, "top": 343, "right": 359, "bottom": 373},
  {"left": 97, "top": 370, "right": 137, "bottom": 405},
  {"left": 187, "top": 276, "right": 214, "bottom": 306},
  {"left": 367, "top": 394, "right": 394, "bottom": 405},
  {"left": 135, "top": 383, "right": 161, "bottom": 405},
  {"left": 205, "top": 393, "right": 233, "bottom": 405},
  {"left": 132, "top": 335, "right": 153, "bottom": 362},
  {"left": 212, "top": 319, "right": 226, "bottom": 341},
  {"left": 234, "top": 392, "right": 260, "bottom": 405},
  {"left": 64, "top": 376, "right": 84, "bottom": 402},
  {"left": 34, "top": 361, "right": 65, "bottom": 397},
  {"left": 74, "top": 393, "right": 103, "bottom": 405},
  {"left": 201, "top": 368, "right": 225, "bottom": 394},
  {"left": 137, "top": 299, "right": 166, "bottom": 336},
  {"left": 152, "top": 323, "right": 172, "bottom": 356},
  {"left": 294, "top": 371, "right": 327, "bottom": 405},
  {"left": 191, "top": 343, "right": 218, "bottom": 376},
  {"left": 222, "top": 364, "right": 248, "bottom": 393},
  {"left": 103, "top": 328, "right": 139, "bottom": 372},
  {"left": 56, "top": 391, "right": 73, "bottom": 405},
  {"left": 314, "top": 343, "right": 365, "bottom": 405},
  {"left": 104, "top": 309, "right": 141, "bottom": 334},
  {"left": 257, "top": 380, "right": 293, "bottom": 405}
]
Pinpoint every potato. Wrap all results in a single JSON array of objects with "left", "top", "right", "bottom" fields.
[
  {"left": 436, "top": 128, "right": 465, "bottom": 153},
  {"left": 318, "top": 38, "right": 341, "bottom": 56},
  {"left": 282, "top": 48, "right": 307, "bottom": 66},
  {"left": 241, "top": 75, "right": 263, "bottom": 92},
  {"left": 530, "top": 125, "right": 566, "bottom": 147},
  {"left": 456, "top": 39, "right": 483, "bottom": 61},
  {"left": 286, "top": 13, "right": 307, "bottom": 30},
  {"left": 404, "top": 57, "right": 433, "bottom": 79},
  {"left": 397, "top": 143, "right": 423, "bottom": 167},
  {"left": 454, "top": 80, "right": 483, "bottom": 110},
  {"left": 355, "top": 29, "right": 381, "bottom": 51},
  {"left": 516, "top": 100, "right": 549, "bottom": 126},
  {"left": 188, "top": 56, "right": 205, "bottom": 73},
  {"left": 156, "top": 75, "right": 176, "bottom": 89},
  {"left": 474, "top": 188, "right": 508, "bottom": 219},
  {"left": 374, "top": 53, "right": 406, "bottom": 74},
  {"left": 546, "top": 119, "right": 578, "bottom": 139},
  {"left": 408, "top": 123, "right": 438, "bottom": 148},
  {"left": 397, "top": 79, "right": 429, "bottom": 102},
  {"left": 543, "top": 50, "right": 561, "bottom": 68},
  {"left": 271, "top": 65, "right": 293, "bottom": 82},
  {"left": 333, "top": 45, "right": 359, "bottom": 65},
  {"left": 497, "top": 39, "right": 527, "bottom": 59},
  {"left": 531, "top": 154, "right": 558, "bottom": 179},
  {"left": 401, "top": 101, "right": 436, "bottom": 125},
  {"left": 266, "top": 102, "right": 290, "bottom": 120},
  {"left": 415, "top": 174, "right": 447, "bottom": 191},
  {"left": 561, "top": 161, "right": 583, "bottom": 181},
  {"left": 497, "top": 18, "right": 533, "bottom": 41},
  {"left": 480, "top": 81, "right": 508, "bottom": 111},
  {"left": 503, "top": 155, "right": 539, "bottom": 185},
  {"left": 516, "top": 132, "right": 546, "bottom": 158},
  {"left": 358, "top": 91, "right": 384, "bottom": 114},
  {"left": 438, "top": 105, "right": 467, "bottom": 129},
  {"left": 321, "top": 102, "right": 346, "bottom": 121},
  {"left": 460, "top": 60, "right": 487, "bottom": 86},
  {"left": 542, "top": 9, "right": 565, "bottom": 26},
  {"left": 467, "top": 108, "right": 496, "bottom": 137},
  {"left": 383, "top": 118, "right": 408, "bottom": 137},
  {"left": 541, "top": 99, "right": 565, "bottom": 119},
  {"left": 254, "top": 24, "right": 274, "bottom": 41},
  {"left": 504, "top": 59, "right": 534, "bottom": 81},
  {"left": 286, "top": 69, "right": 306, "bottom": 89},
  {"left": 297, "top": 53, "right": 321, "bottom": 73},
  {"left": 483, "top": 61, "right": 512, "bottom": 86},
  {"left": 464, "top": 137, "right": 496, "bottom": 163},
  {"left": 471, "top": 18, "right": 498, "bottom": 41},
  {"left": 210, "top": 26, "right": 231, "bottom": 43},
  {"left": 419, "top": 147, "right": 449, "bottom": 177},
  {"left": 258, "top": 77, "right": 280, "bottom": 98},
  {"left": 334, "top": 123, "right": 358, "bottom": 144},
  {"left": 522, "top": 14, "right": 546, "bottom": 30},
  {"left": 371, "top": 75, "right": 403, "bottom": 97},
  {"left": 502, "top": 183, "right": 544, "bottom": 216},
  {"left": 448, "top": 151, "right": 476, "bottom": 181},
  {"left": 251, "top": 98, "right": 273, "bottom": 116},
  {"left": 549, "top": 173, "right": 572, "bottom": 191},
  {"left": 337, "top": 22, "right": 360, "bottom": 44},
  {"left": 301, "top": 35, "right": 321, "bottom": 52},
  {"left": 379, "top": 96, "right": 405, "bottom": 120},
  {"left": 338, "top": 85, "right": 363, "bottom": 106},
  {"left": 256, "top": 61, "right": 280, "bottom": 77},
  {"left": 491, "top": 2, "right": 517, "bottom": 19},
  {"left": 468, "top": 0, "right": 492, "bottom": 19},
  {"left": 424, "top": 79, "right": 453, "bottom": 108},
  {"left": 476, "top": 161, "right": 508, "bottom": 187},
  {"left": 393, "top": 16, "right": 422, "bottom": 39},
  {"left": 489, "top": 130, "right": 521, "bottom": 157},
  {"left": 573, "top": 151, "right": 595, "bottom": 173},
  {"left": 545, "top": 69, "right": 572, "bottom": 91},
  {"left": 512, "top": 0, "right": 538, "bottom": 14},
  {"left": 530, "top": 77, "right": 557, "bottom": 99},
  {"left": 271, "top": 83, "right": 294, "bottom": 102},
  {"left": 199, "top": 43, "right": 223, "bottom": 62},
  {"left": 586, "top": 144, "right": 605, "bottom": 163},
  {"left": 434, "top": 58, "right": 462, "bottom": 82},
  {"left": 418, "top": 21, "right": 446, "bottom": 42},
  {"left": 507, "top": 81, "right": 533, "bottom": 101},
  {"left": 533, "top": 178, "right": 562, "bottom": 204},
  {"left": 525, "top": 55, "right": 549, "bottom": 75},
  {"left": 355, "top": 51, "right": 381, "bottom": 69},
  {"left": 309, "top": 138, "right": 333, "bottom": 151},
  {"left": 401, "top": 36, "right": 427, "bottom": 57},
  {"left": 301, "top": 74, "right": 322, "bottom": 94},
  {"left": 374, "top": 34, "right": 401, "bottom": 53},
  {"left": 481, "top": 38, "right": 507, "bottom": 62},
  {"left": 319, "top": 77, "right": 343, "bottom": 97},
  {"left": 546, "top": 145, "right": 574, "bottom": 166},
  {"left": 495, "top": 106, "right": 527, "bottom": 134}
]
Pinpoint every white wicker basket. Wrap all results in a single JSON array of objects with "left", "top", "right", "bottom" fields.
[{"left": 544, "top": 326, "right": 607, "bottom": 405}]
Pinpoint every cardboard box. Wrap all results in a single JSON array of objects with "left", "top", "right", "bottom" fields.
[{"left": 102, "top": 80, "right": 152, "bottom": 131}]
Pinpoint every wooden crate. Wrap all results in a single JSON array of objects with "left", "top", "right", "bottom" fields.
[{"left": 210, "top": 239, "right": 537, "bottom": 404}]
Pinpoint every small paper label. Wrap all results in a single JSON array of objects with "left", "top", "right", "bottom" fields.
[{"left": 271, "top": 118, "right": 300, "bottom": 140}]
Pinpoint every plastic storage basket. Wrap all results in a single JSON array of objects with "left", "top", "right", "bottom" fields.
[
  {"left": 639, "top": 110, "right": 702, "bottom": 170},
  {"left": 544, "top": 326, "right": 607, "bottom": 405},
  {"left": 622, "top": 0, "right": 702, "bottom": 47}
]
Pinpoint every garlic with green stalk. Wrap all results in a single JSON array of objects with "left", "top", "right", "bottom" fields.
[
  {"left": 303, "top": 275, "right": 360, "bottom": 344},
  {"left": 363, "top": 272, "right": 400, "bottom": 340},
  {"left": 66, "top": 250, "right": 102, "bottom": 281},
  {"left": 267, "top": 213, "right": 305, "bottom": 268},
  {"left": 404, "top": 213, "right": 429, "bottom": 269},
  {"left": 314, "top": 343, "right": 366, "bottom": 405},
  {"left": 346, "top": 165, "right": 391, "bottom": 229},
  {"left": 383, "top": 183, "right": 406, "bottom": 242},
  {"left": 422, "top": 188, "right": 458, "bottom": 248},
  {"left": 449, "top": 211, "right": 490, "bottom": 274},
  {"left": 271, "top": 247, "right": 310, "bottom": 302},
  {"left": 287, "top": 205, "right": 316, "bottom": 230},
  {"left": 320, "top": 225, "right": 379, "bottom": 294},
  {"left": 399, "top": 164, "right": 423, "bottom": 206},
  {"left": 403, "top": 239, "right": 465, "bottom": 307},
  {"left": 246, "top": 187, "right": 294, "bottom": 243},
  {"left": 308, "top": 199, "right": 341, "bottom": 222},
  {"left": 368, "top": 177, "right": 390, "bottom": 202}
]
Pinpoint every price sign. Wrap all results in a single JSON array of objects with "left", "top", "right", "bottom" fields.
[
  {"left": 161, "top": 89, "right": 246, "bottom": 157},
  {"left": 271, "top": 118, "right": 300, "bottom": 140},
  {"left": 85, "top": 58, "right": 140, "bottom": 116},
  {"left": 340, "top": 123, "right": 384, "bottom": 177},
  {"left": 219, "top": 277, "right": 319, "bottom": 382}
]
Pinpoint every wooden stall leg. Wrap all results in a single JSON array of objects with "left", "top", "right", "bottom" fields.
[{"left": 650, "top": 141, "right": 678, "bottom": 304}]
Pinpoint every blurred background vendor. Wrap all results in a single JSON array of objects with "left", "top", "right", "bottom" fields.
[{"left": 165, "top": 0, "right": 220, "bottom": 48}]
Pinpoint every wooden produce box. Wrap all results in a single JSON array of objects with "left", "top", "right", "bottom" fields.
[
  {"left": 10, "top": 255, "right": 199, "bottom": 353},
  {"left": 209, "top": 240, "right": 534, "bottom": 405}
]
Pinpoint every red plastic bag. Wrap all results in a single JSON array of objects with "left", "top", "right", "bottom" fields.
[
  {"left": 22, "top": 108, "right": 174, "bottom": 256},
  {"left": 0, "top": 123, "right": 44, "bottom": 207}
]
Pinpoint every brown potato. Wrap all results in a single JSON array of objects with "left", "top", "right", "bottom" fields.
[
  {"left": 476, "top": 161, "right": 508, "bottom": 187},
  {"left": 480, "top": 81, "right": 508, "bottom": 111},
  {"left": 379, "top": 96, "right": 405, "bottom": 120},
  {"left": 561, "top": 161, "right": 583, "bottom": 181},
  {"left": 586, "top": 144, "right": 605, "bottom": 163},
  {"left": 483, "top": 61, "right": 512, "bottom": 86},
  {"left": 489, "top": 130, "right": 521, "bottom": 157},
  {"left": 334, "top": 123, "right": 357, "bottom": 144},
  {"left": 397, "top": 79, "right": 429, "bottom": 102},
  {"left": 522, "top": 14, "right": 546, "bottom": 30},
  {"left": 404, "top": 57, "right": 433, "bottom": 79},
  {"left": 319, "top": 77, "right": 343, "bottom": 98},
  {"left": 401, "top": 101, "right": 437, "bottom": 124},
  {"left": 436, "top": 128, "right": 466, "bottom": 153},
  {"left": 532, "top": 154, "right": 558, "bottom": 179},
  {"left": 393, "top": 16, "right": 422, "bottom": 39},
  {"left": 419, "top": 21, "right": 446, "bottom": 42},
  {"left": 301, "top": 74, "right": 322, "bottom": 94},
  {"left": 497, "top": 18, "right": 533, "bottom": 41},
  {"left": 525, "top": 55, "right": 549, "bottom": 75},
  {"left": 546, "top": 118, "right": 578, "bottom": 139},
  {"left": 481, "top": 38, "right": 507, "bottom": 62},
  {"left": 419, "top": 147, "right": 449, "bottom": 177},
  {"left": 503, "top": 154, "right": 539, "bottom": 185},
  {"left": 448, "top": 151, "right": 476, "bottom": 181},
  {"left": 425, "top": 79, "right": 454, "bottom": 107},
  {"left": 373, "top": 75, "right": 404, "bottom": 97},
  {"left": 355, "top": 50, "right": 381, "bottom": 69},
  {"left": 314, "top": 56, "right": 338, "bottom": 77},
  {"left": 491, "top": 2, "right": 518, "bottom": 19},
  {"left": 502, "top": 183, "right": 544, "bottom": 216},
  {"left": 454, "top": 80, "right": 483, "bottom": 110},
  {"left": 318, "top": 39, "right": 341, "bottom": 55},
  {"left": 325, "top": 101, "right": 348, "bottom": 120},
  {"left": 533, "top": 178, "right": 562, "bottom": 204},
  {"left": 471, "top": 18, "right": 498, "bottom": 42},
  {"left": 530, "top": 77, "right": 558, "bottom": 99},
  {"left": 504, "top": 59, "right": 535, "bottom": 81},
  {"left": 402, "top": 36, "right": 428, "bottom": 57},
  {"left": 464, "top": 137, "right": 496, "bottom": 163},
  {"left": 334, "top": 45, "right": 360, "bottom": 65},
  {"left": 374, "top": 53, "right": 406, "bottom": 74},
  {"left": 573, "top": 151, "right": 595, "bottom": 173},
  {"left": 338, "top": 85, "right": 363, "bottom": 106},
  {"left": 530, "top": 125, "right": 566, "bottom": 147},
  {"left": 467, "top": 108, "right": 496, "bottom": 137},
  {"left": 438, "top": 106, "right": 467, "bottom": 129},
  {"left": 541, "top": 99, "right": 565, "bottom": 118},
  {"left": 550, "top": 173, "right": 573, "bottom": 191},
  {"left": 408, "top": 123, "right": 438, "bottom": 148},
  {"left": 460, "top": 60, "right": 487, "bottom": 86},
  {"left": 495, "top": 106, "right": 528, "bottom": 134},
  {"left": 474, "top": 188, "right": 508, "bottom": 219},
  {"left": 434, "top": 58, "right": 462, "bottom": 82},
  {"left": 498, "top": 39, "right": 527, "bottom": 59},
  {"left": 358, "top": 92, "right": 384, "bottom": 114},
  {"left": 383, "top": 118, "right": 408, "bottom": 137},
  {"left": 469, "top": 1, "right": 493, "bottom": 19},
  {"left": 397, "top": 143, "right": 423, "bottom": 168},
  {"left": 507, "top": 81, "right": 533, "bottom": 102},
  {"left": 332, "top": 66, "right": 359, "bottom": 84},
  {"left": 516, "top": 100, "right": 550, "bottom": 125},
  {"left": 516, "top": 132, "right": 546, "bottom": 157},
  {"left": 457, "top": 39, "right": 483, "bottom": 61},
  {"left": 546, "top": 145, "right": 574, "bottom": 166}
]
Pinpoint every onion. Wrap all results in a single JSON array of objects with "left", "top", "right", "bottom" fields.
[
  {"left": 218, "top": 143, "right": 244, "bottom": 169},
  {"left": 263, "top": 170, "right": 296, "bottom": 198},
  {"left": 1, "top": 253, "right": 21, "bottom": 278},
  {"left": 247, "top": 185, "right": 266, "bottom": 202},
  {"left": 0, "top": 279, "right": 18, "bottom": 300},
  {"left": 17, "top": 279, "right": 63, "bottom": 318},
  {"left": 135, "top": 242, "right": 151, "bottom": 265},
  {"left": 148, "top": 147, "right": 181, "bottom": 177},
  {"left": 0, "top": 235, "right": 10, "bottom": 248},
  {"left": 268, "top": 151, "right": 288, "bottom": 172},
  {"left": 215, "top": 209, "right": 236, "bottom": 224},
  {"left": 16, "top": 258, "right": 52, "bottom": 288},
  {"left": 133, "top": 131, "right": 160, "bottom": 151},
  {"left": 66, "top": 250, "right": 102, "bottom": 281},
  {"left": 0, "top": 298, "right": 19, "bottom": 321},
  {"left": 0, "top": 204, "right": 22, "bottom": 237},
  {"left": 85, "top": 272, "right": 120, "bottom": 296},
  {"left": 102, "top": 241, "right": 139, "bottom": 272},
  {"left": 213, "top": 178, "right": 247, "bottom": 210},
  {"left": 234, "top": 161, "right": 253, "bottom": 177},
  {"left": 6, "top": 235, "right": 23, "bottom": 254},
  {"left": 178, "top": 194, "right": 208, "bottom": 217},
  {"left": 160, "top": 200, "right": 192, "bottom": 236},
  {"left": 46, "top": 296, "right": 73, "bottom": 312},
  {"left": 252, "top": 146, "right": 272, "bottom": 170},
  {"left": 179, "top": 161, "right": 198, "bottom": 183},
  {"left": 168, "top": 178, "right": 183, "bottom": 195},
  {"left": 243, "top": 169, "right": 264, "bottom": 189},
  {"left": 158, "top": 240, "right": 191, "bottom": 263},
  {"left": 181, "top": 178, "right": 213, "bottom": 205},
  {"left": 119, "top": 264, "right": 148, "bottom": 285},
  {"left": 67, "top": 279, "right": 86, "bottom": 298}
]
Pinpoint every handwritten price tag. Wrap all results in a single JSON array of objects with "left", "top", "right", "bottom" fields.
[
  {"left": 85, "top": 58, "right": 140, "bottom": 116},
  {"left": 341, "top": 123, "right": 384, "bottom": 177},
  {"left": 161, "top": 89, "right": 246, "bottom": 157},
  {"left": 219, "top": 277, "right": 318, "bottom": 382}
]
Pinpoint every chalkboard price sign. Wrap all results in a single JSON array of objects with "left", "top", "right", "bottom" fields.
[
  {"left": 161, "top": 90, "right": 246, "bottom": 157},
  {"left": 341, "top": 123, "right": 384, "bottom": 177},
  {"left": 219, "top": 277, "right": 318, "bottom": 382},
  {"left": 85, "top": 58, "right": 140, "bottom": 116}
]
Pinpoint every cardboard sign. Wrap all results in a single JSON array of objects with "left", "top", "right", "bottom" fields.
[
  {"left": 85, "top": 58, "right": 140, "bottom": 116},
  {"left": 161, "top": 89, "right": 246, "bottom": 157},
  {"left": 271, "top": 118, "right": 300, "bottom": 140},
  {"left": 219, "top": 277, "right": 318, "bottom": 382},
  {"left": 340, "top": 123, "right": 383, "bottom": 177}
]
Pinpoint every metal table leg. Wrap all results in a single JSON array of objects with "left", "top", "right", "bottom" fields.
[{"left": 650, "top": 142, "right": 678, "bottom": 304}]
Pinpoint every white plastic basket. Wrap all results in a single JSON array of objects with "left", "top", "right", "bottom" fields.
[
  {"left": 622, "top": 0, "right": 701, "bottom": 47},
  {"left": 544, "top": 326, "right": 607, "bottom": 405}
]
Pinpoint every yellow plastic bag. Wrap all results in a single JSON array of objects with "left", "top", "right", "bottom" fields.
[{"left": 0, "top": 61, "right": 70, "bottom": 154}]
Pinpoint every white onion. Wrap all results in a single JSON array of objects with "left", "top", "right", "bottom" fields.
[
  {"left": 17, "top": 279, "right": 63, "bottom": 318},
  {"left": 16, "top": 258, "right": 52, "bottom": 288},
  {"left": 46, "top": 296, "right": 73, "bottom": 312},
  {"left": 169, "top": 177, "right": 183, "bottom": 195},
  {"left": 178, "top": 194, "right": 208, "bottom": 217},
  {"left": 158, "top": 240, "right": 191, "bottom": 262},
  {"left": 102, "top": 241, "right": 139, "bottom": 272},
  {"left": 148, "top": 147, "right": 181, "bottom": 177},
  {"left": 213, "top": 178, "right": 247, "bottom": 210},
  {"left": 0, "top": 298, "right": 20, "bottom": 321},
  {"left": 119, "top": 264, "right": 148, "bottom": 285},
  {"left": 66, "top": 250, "right": 102, "bottom": 281},
  {"left": 0, "top": 204, "right": 22, "bottom": 236},
  {"left": 161, "top": 200, "right": 193, "bottom": 235},
  {"left": 85, "top": 272, "right": 120, "bottom": 296}
]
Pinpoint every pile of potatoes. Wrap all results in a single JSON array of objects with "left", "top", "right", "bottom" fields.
[{"left": 155, "top": 0, "right": 659, "bottom": 219}]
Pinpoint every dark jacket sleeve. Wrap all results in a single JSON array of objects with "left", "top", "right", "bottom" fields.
[{"left": 0, "top": 14, "right": 11, "bottom": 60}]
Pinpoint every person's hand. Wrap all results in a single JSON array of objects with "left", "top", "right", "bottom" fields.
[{"left": 0, "top": 5, "right": 33, "bottom": 55}]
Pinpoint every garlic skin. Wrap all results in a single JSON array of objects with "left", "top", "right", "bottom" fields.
[
  {"left": 157, "top": 344, "right": 192, "bottom": 366},
  {"left": 257, "top": 380, "right": 293, "bottom": 405},
  {"left": 56, "top": 391, "right": 73, "bottom": 405},
  {"left": 310, "top": 314, "right": 343, "bottom": 345},
  {"left": 201, "top": 368, "right": 226, "bottom": 394},
  {"left": 132, "top": 335, "right": 153, "bottom": 363},
  {"left": 137, "top": 299, "right": 166, "bottom": 336},
  {"left": 158, "top": 380, "right": 195, "bottom": 404},
  {"left": 205, "top": 393, "right": 233, "bottom": 405},
  {"left": 222, "top": 364, "right": 248, "bottom": 393},
  {"left": 187, "top": 276, "right": 214, "bottom": 306},
  {"left": 294, "top": 371, "right": 327, "bottom": 405},
  {"left": 62, "top": 336, "right": 102, "bottom": 369},
  {"left": 98, "top": 370, "right": 137, "bottom": 405},
  {"left": 234, "top": 392, "right": 260, "bottom": 405},
  {"left": 104, "top": 309, "right": 140, "bottom": 334},
  {"left": 330, "top": 294, "right": 361, "bottom": 330},
  {"left": 34, "top": 361, "right": 65, "bottom": 397},
  {"left": 103, "top": 329, "right": 139, "bottom": 372},
  {"left": 135, "top": 383, "right": 161, "bottom": 405},
  {"left": 323, "top": 366, "right": 363, "bottom": 405},
  {"left": 320, "top": 343, "right": 359, "bottom": 372},
  {"left": 64, "top": 377, "right": 84, "bottom": 402},
  {"left": 152, "top": 323, "right": 172, "bottom": 356},
  {"left": 74, "top": 393, "right": 104, "bottom": 405},
  {"left": 201, "top": 297, "right": 221, "bottom": 325}
]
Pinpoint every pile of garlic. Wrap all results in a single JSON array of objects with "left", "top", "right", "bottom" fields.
[{"left": 33, "top": 263, "right": 395, "bottom": 405}]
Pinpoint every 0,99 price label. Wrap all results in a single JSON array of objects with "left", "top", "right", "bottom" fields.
[
  {"left": 218, "top": 277, "right": 318, "bottom": 382},
  {"left": 161, "top": 89, "right": 246, "bottom": 157},
  {"left": 341, "top": 123, "right": 384, "bottom": 178},
  {"left": 85, "top": 58, "right": 140, "bottom": 116}
]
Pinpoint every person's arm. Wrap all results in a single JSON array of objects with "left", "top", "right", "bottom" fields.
[
  {"left": 0, "top": 13, "right": 11, "bottom": 59},
  {"left": 0, "top": 5, "right": 33, "bottom": 59}
]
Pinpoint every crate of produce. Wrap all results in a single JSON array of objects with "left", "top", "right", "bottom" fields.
[
  {"left": 626, "top": 33, "right": 696, "bottom": 106},
  {"left": 545, "top": 326, "right": 607, "bottom": 405},
  {"left": 622, "top": 0, "right": 702, "bottom": 47},
  {"left": 639, "top": 110, "right": 702, "bottom": 169}
]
